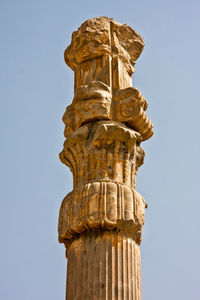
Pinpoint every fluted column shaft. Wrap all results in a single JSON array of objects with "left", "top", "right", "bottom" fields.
[{"left": 66, "top": 231, "right": 142, "bottom": 300}]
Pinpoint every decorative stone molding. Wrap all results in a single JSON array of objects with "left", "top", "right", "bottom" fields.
[
  {"left": 60, "top": 122, "right": 143, "bottom": 187},
  {"left": 64, "top": 17, "right": 144, "bottom": 76},
  {"left": 59, "top": 182, "right": 146, "bottom": 247},
  {"left": 63, "top": 85, "right": 153, "bottom": 141}
]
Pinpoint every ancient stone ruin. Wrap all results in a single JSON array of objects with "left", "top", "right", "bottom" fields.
[{"left": 58, "top": 16, "right": 153, "bottom": 299}]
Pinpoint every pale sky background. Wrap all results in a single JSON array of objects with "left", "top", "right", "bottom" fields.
[{"left": 1, "top": 0, "right": 200, "bottom": 299}]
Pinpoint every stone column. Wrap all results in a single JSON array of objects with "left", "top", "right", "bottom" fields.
[{"left": 58, "top": 17, "right": 153, "bottom": 300}]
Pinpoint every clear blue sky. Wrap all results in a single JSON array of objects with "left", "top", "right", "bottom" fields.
[{"left": 1, "top": 0, "right": 200, "bottom": 299}]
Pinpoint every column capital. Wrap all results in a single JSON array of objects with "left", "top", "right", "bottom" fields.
[{"left": 65, "top": 17, "right": 144, "bottom": 75}]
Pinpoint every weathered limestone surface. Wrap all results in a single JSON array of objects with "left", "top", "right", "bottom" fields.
[
  {"left": 67, "top": 231, "right": 142, "bottom": 300},
  {"left": 59, "top": 17, "right": 153, "bottom": 300}
]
